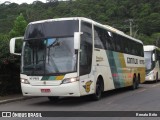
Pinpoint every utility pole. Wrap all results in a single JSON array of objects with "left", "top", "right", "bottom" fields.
[
  {"left": 124, "top": 19, "right": 134, "bottom": 37},
  {"left": 129, "top": 19, "right": 133, "bottom": 36}
]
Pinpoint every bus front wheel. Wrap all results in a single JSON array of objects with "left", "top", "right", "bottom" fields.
[{"left": 92, "top": 79, "right": 103, "bottom": 101}]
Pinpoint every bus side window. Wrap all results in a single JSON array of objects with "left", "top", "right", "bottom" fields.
[
  {"left": 114, "top": 33, "right": 121, "bottom": 52},
  {"left": 80, "top": 21, "right": 92, "bottom": 76},
  {"left": 104, "top": 31, "right": 110, "bottom": 50},
  {"left": 137, "top": 43, "right": 144, "bottom": 57},
  {"left": 94, "top": 26, "right": 106, "bottom": 49},
  {"left": 119, "top": 35, "right": 124, "bottom": 53},
  {"left": 80, "top": 42, "right": 88, "bottom": 66},
  {"left": 106, "top": 31, "right": 115, "bottom": 51}
]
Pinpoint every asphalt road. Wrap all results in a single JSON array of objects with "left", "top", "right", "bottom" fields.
[{"left": 0, "top": 82, "right": 160, "bottom": 119}]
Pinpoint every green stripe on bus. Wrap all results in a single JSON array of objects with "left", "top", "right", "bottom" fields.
[
  {"left": 113, "top": 52, "right": 125, "bottom": 87},
  {"left": 106, "top": 50, "right": 121, "bottom": 88}
]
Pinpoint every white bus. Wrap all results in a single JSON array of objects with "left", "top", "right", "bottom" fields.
[
  {"left": 10, "top": 17, "right": 145, "bottom": 101},
  {"left": 144, "top": 45, "right": 160, "bottom": 82}
]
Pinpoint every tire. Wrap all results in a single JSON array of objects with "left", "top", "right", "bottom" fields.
[
  {"left": 48, "top": 96, "right": 59, "bottom": 102},
  {"left": 155, "top": 73, "right": 158, "bottom": 83},
  {"left": 92, "top": 79, "right": 103, "bottom": 101},
  {"left": 136, "top": 75, "right": 140, "bottom": 89},
  {"left": 131, "top": 75, "right": 138, "bottom": 90}
]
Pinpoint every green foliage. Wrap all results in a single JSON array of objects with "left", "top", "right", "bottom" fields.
[
  {"left": 0, "top": 13, "right": 27, "bottom": 66},
  {"left": 9, "top": 14, "right": 28, "bottom": 37},
  {"left": 0, "top": 33, "right": 21, "bottom": 96},
  {"left": 0, "top": 0, "right": 159, "bottom": 44},
  {"left": 0, "top": 0, "right": 159, "bottom": 62},
  {"left": 0, "top": 0, "right": 159, "bottom": 95},
  {"left": 0, "top": 34, "right": 14, "bottom": 65},
  {"left": 0, "top": 14, "right": 26, "bottom": 95}
]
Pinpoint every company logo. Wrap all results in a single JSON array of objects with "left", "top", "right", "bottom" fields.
[
  {"left": 83, "top": 80, "right": 93, "bottom": 93},
  {"left": 2, "top": 112, "right": 11, "bottom": 117}
]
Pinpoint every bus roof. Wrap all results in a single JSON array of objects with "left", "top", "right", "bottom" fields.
[
  {"left": 144, "top": 45, "right": 159, "bottom": 51},
  {"left": 29, "top": 17, "right": 143, "bottom": 44}
]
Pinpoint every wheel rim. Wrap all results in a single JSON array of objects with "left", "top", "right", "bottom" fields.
[
  {"left": 136, "top": 78, "right": 139, "bottom": 88},
  {"left": 133, "top": 80, "right": 136, "bottom": 89},
  {"left": 96, "top": 81, "right": 101, "bottom": 98}
]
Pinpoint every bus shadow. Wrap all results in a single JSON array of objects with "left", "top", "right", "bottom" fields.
[
  {"left": 31, "top": 96, "right": 92, "bottom": 106},
  {"left": 31, "top": 86, "right": 144, "bottom": 107},
  {"left": 101, "top": 86, "right": 140, "bottom": 99}
]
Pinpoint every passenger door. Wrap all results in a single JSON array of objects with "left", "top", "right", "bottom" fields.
[{"left": 79, "top": 21, "right": 94, "bottom": 95}]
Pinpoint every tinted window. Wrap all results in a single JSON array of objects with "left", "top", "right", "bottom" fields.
[
  {"left": 106, "top": 31, "right": 115, "bottom": 50},
  {"left": 94, "top": 25, "right": 143, "bottom": 57},
  {"left": 94, "top": 26, "right": 115, "bottom": 50},
  {"left": 25, "top": 20, "right": 79, "bottom": 39},
  {"left": 80, "top": 21, "right": 93, "bottom": 75},
  {"left": 137, "top": 43, "right": 144, "bottom": 57},
  {"left": 94, "top": 26, "right": 106, "bottom": 49}
]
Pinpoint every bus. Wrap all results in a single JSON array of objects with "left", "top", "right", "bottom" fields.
[
  {"left": 10, "top": 17, "right": 145, "bottom": 101},
  {"left": 144, "top": 45, "right": 160, "bottom": 82}
]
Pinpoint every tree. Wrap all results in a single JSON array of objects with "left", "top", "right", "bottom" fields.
[
  {"left": 9, "top": 13, "right": 27, "bottom": 37},
  {"left": 46, "top": 0, "right": 58, "bottom": 3},
  {"left": 152, "top": 33, "right": 160, "bottom": 47},
  {"left": 0, "top": 34, "right": 15, "bottom": 65}
]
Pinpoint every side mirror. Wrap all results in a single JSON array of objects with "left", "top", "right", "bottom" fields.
[
  {"left": 10, "top": 37, "right": 24, "bottom": 56},
  {"left": 152, "top": 53, "right": 155, "bottom": 61},
  {"left": 74, "top": 32, "right": 82, "bottom": 50}
]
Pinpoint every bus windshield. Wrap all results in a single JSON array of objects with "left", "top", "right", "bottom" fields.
[
  {"left": 21, "top": 37, "right": 77, "bottom": 75},
  {"left": 144, "top": 51, "right": 155, "bottom": 72}
]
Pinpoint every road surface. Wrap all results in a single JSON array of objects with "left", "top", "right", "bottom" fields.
[{"left": 0, "top": 82, "right": 160, "bottom": 119}]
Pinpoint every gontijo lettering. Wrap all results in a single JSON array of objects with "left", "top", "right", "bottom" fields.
[{"left": 127, "top": 57, "right": 138, "bottom": 64}]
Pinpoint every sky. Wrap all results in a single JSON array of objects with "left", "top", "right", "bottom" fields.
[{"left": 0, "top": 0, "right": 64, "bottom": 4}]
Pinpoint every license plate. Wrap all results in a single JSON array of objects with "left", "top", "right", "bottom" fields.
[{"left": 41, "top": 89, "right": 51, "bottom": 93}]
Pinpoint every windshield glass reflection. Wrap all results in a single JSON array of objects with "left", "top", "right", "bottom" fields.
[{"left": 22, "top": 37, "right": 77, "bottom": 75}]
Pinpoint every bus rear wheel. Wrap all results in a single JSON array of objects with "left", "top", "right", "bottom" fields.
[
  {"left": 155, "top": 73, "right": 158, "bottom": 83},
  {"left": 131, "top": 75, "right": 139, "bottom": 90},
  {"left": 92, "top": 79, "right": 103, "bottom": 101}
]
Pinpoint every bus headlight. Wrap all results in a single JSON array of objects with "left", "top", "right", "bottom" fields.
[
  {"left": 21, "top": 78, "right": 30, "bottom": 84},
  {"left": 61, "top": 77, "right": 79, "bottom": 84}
]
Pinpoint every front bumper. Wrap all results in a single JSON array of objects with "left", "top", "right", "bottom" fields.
[{"left": 21, "top": 81, "right": 80, "bottom": 97}]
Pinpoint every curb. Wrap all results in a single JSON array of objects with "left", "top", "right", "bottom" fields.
[{"left": 0, "top": 97, "right": 33, "bottom": 105}]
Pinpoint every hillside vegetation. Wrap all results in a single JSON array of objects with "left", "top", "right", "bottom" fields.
[
  {"left": 0, "top": 0, "right": 160, "bottom": 95},
  {"left": 0, "top": 0, "right": 160, "bottom": 43}
]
